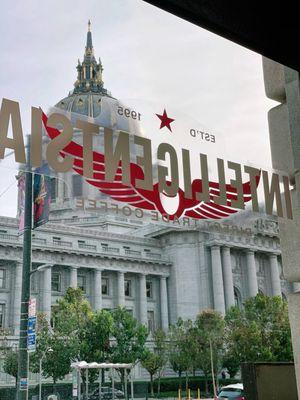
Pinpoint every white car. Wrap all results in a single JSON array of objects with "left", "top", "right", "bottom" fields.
[{"left": 216, "top": 383, "right": 245, "bottom": 400}]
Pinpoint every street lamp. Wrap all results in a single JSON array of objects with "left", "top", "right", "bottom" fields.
[
  {"left": 39, "top": 347, "right": 53, "bottom": 400},
  {"left": 30, "top": 264, "right": 53, "bottom": 276}
]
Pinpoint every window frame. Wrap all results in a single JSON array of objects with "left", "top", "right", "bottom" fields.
[
  {"left": 102, "top": 277, "right": 109, "bottom": 296},
  {"left": 124, "top": 279, "right": 132, "bottom": 297},
  {"left": 0, "top": 268, "right": 6, "bottom": 289},
  {"left": 51, "top": 272, "right": 62, "bottom": 292},
  {"left": 146, "top": 280, "right": 153, "bottom": 299},
  {"left": 0, "top": 303, "right": 5, "bottom": 328},
  {"left": 78, "top": 274, "right": 87, "bottom": 293}
]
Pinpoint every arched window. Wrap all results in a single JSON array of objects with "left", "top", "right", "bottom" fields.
[{"left": 234, "top": 287, "right": 242, "bottom": 309}]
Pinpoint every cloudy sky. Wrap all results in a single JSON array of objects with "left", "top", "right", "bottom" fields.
[{"left": 0, "top": 0, "right": 277, "bottom": 217}]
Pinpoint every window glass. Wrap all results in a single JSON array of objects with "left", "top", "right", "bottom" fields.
[
  {"left": 102, "top": 277, "right": 109, "bottom": 295},
  {"left": 147, "top": 310, "right": 155, "bottom": 334},
  {"left": 0, "top": 304, "right": 5, "bottom": 327},
  {"left": 146, "top": 281, "right": 153, "bottom": 298},
  {"left": 78, "top": 275, "right": 86, "bottom": 292},
  {"left": 50, "top": 177, "right": 57, "bottom": 202},
  {"left": 124, "top": 279, "right": 132, "bottom": 297},
  {"left": 72, "top": 175, "right": 83, "bottom": 197},
  {"left": 0, "top": 269, "right": 6, "bottom": 289},
  {"left": 51, "top": 272, "right": 61, "bottom": 292}
]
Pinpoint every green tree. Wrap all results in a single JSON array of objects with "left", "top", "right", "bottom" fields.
[
  {"left": 30, "top": 312, "right": 79, "bottom": 384},
  {"left": 224, "top": 294, "right": 293, "bottom": 370},
  {"left": 194, "top": 310, "right": 225, "bottom": 395},
  {"left": 110, "top": 307, "right": 148, "bottom": 390},
  {"left": 3, "top": 350, "right": 18, "bottom": 387},
  {"left": 30, "top": 288, "right": 92, "bottom": 384},
  {"left": 168, "top": 318, "right": 196, "bottom": 391},
  {"left": 141, "top": 330, "right": 167, "bottom": 396}
]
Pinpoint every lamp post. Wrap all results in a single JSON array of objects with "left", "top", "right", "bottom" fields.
[{"left": 39, "top": 347, "right": 53, "bottom": 400}]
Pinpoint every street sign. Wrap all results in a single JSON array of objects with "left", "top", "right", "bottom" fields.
[
  {"left": 28, "top": 298, "right": 36, "bottom": 317},
  {"left": 20, "top": 377, "right": 28, "bottom": 390},
  {"left": 27, "top": 332, "right": 36, "bottom": 352},
  {"left": 28, "top": 316, "right": 36, "bottom": 334}
]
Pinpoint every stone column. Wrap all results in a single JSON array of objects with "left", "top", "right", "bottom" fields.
[
  {"left": 94, "top": 269, "right": 102, "bottom": 310},
  {"left": 117, "top": 271, "right": 125, "bottom": 307},
  {"left": 288, "top": 293, "right": 300, "bottom": 396},
  {"left": 246, "top": 250, "right": 258, "bottom": 297},
  {"left": 42, "top": 265, "right": 52, "bottom": 320},
  {"left": 69, "top": 267, "right": 77, "bottom": 288},
  {"left": 160, "top": 276, "right": 169, "bottom": 331},
  {"left": 221, "top": 247, "right": 235, "bottom": 310},
  {"left": 269, "top": 254, "right": 282, "bottom": 297},
  {"left": 139, "top": 273, "right": 147, "bottom": 325},
  {"left": 211, "top": 245, "right": 225, "bottom": 315},
  {"left": 13, "top": 262, "right": 22, "bottom": 335}
]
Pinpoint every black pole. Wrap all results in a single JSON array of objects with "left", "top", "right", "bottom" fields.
[{"left": 17, "top": 137, "right": 32, "bottom": 400}]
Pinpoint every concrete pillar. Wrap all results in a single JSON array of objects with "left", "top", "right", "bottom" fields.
[
  {"left": 246, "top": 250, "right": 258, "bottom": 297},
  {"left": 269, "top": 254, "right": 282, "bottom": 297},
  {"left": 211, "top": 245, "right": 226, "bottom": 315},
  {"left": 13, "top": 262, "right": 22, "bottom": 335},
  {"left": 117, "top": 271, "right": 125, "bottom": 307},
  {"left": 94, "top": 269, "right": 102, "bottom": 310},
  {"left": 42, "top": 266, "right": 52, "bottom": 320},
  {"left": 70, "top": 267, "right": 77, "bottom": 288},
  {"left": 221, "top": 246, "right": 235, "bottom": 310},
  {"left": 160, "top": 276, "right": 169, "bottom": 331},
  {"left": 288, "top": 293, "right": 300, "bottom": 396},
  {"left": 139, "top": 273, "right": 147, "bottom": 325}
]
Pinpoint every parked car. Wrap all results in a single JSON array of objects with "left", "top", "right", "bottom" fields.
[
  {"left": 89, "top": 386, "right": 125, "bottom": 400},
  {"left": 216, "top": 383, "right": 245, "bottom": 399}
]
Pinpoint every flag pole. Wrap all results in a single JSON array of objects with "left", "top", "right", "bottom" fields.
[{"left": 17, "top": 135, "right": 32, "bottom": 400}]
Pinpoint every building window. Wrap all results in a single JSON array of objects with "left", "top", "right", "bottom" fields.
[
  {"left": 78, "top": 275, "right": 86, "bottom": 293},
  {"left": 50, "top": 178, "right": 57, "bottom": 202},
  {"left": 0, "top": 269, "right": 6, "bottom": 289},
  {"left": 102, "top": 278, "right": 109, "bottom": 295},
  {"left": 147, "top": 311, "right": 155, "bottom": 334},
  {"left": 146, "top": 281, "right": 153, "bottom": 298},
  {"left": 0, "top": 304, "right": 5, "bottom": 328},
  {"left": 72, "top": 175, "right": 83, "bottom": 197},
  {"left": 63, "top": 182, "right": 69, "bottom": 200},
  {"left": 234, "top": 287, "right": 242, "bottom": 309},
  {"left": 51, "top": 272, "right": 61, "bottom": 292},
  {"left": 124, "top": 279, "right": 132, "bottom": 297}
]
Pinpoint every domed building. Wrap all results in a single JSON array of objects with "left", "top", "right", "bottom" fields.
[{"left": 0, "top": 21, "right": 295, "bottom": 385}]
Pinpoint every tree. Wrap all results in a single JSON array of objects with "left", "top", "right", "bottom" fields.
[
  {"left": 142, "top": 350, "right": 163, "bottom": 397},
  {"left": 168, "top": 318, "right": 197, "bottom": 391},
  {"left": 30, "top": 288, "right": 92, "bottom": 384},
  {"left": 224, "top": 294, "right": 293, "bottom": 369},
  {"left": 3, "top": 350, "right": 18, "bottom": 387},
  {"left": 110, "top": 307, "right": 148, "bottom": 390},
  {"left": 30, "top": 312, "right": 79, "bottom": 384},
  {"left": 141, "top": 330, "right": 167, "bottom": 396},
  {"left": 194, "top": 310, "right": 225, "bottom": 395}
]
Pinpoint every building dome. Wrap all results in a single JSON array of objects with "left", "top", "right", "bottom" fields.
[{"left": 53, "top": 20, "right": 141, "bottom": 134}]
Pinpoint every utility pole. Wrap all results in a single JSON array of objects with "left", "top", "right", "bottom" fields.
[{"left": 17, "top": 136, "right": 32, "bottom": 400}]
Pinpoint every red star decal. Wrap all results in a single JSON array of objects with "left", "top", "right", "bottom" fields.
[{"left": 156, "top": 109, "right": 175, "bottom": 132}]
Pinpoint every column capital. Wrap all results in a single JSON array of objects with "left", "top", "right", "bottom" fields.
[
  {"left": 160, "top": 274, "right": 169, "bottom": 280},
  {"left": 222, "top": 245, "right": 231, "bottom": 252},
  {"left": 269, "top": 253, "right": 278, "bottom": 259},
  {"left": 93, "top": 268, "right": 104, "bottom": 276},
  {"left": 211, "top": 244, "right": 221, "bottom": 251},
  {"left": 246, "top": 249, "right": 255, "bottom": 255}
]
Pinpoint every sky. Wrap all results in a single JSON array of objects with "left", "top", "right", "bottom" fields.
[{"left": 0, "top": 0, "right": 277, "bottom": 217}]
